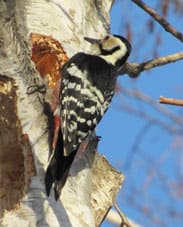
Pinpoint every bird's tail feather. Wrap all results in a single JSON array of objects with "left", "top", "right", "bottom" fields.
[{"left": 45, "top": 129, "right": 77, "bottom": 200}]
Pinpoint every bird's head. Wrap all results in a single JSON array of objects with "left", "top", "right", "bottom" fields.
[{"left": 84, "top": 34, "right": 131, "bottom": 73}]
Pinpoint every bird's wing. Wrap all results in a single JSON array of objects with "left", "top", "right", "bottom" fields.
[{"left": 60, "top": 55, "right": 108, "bottom": 156}]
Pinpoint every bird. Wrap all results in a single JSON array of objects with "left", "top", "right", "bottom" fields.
[{"left": 45, "top": 34, "right": 131, "bottom": 200}]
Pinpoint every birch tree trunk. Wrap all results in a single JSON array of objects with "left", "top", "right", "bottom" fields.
[{"left": 0, "top": 1, "right": 124, "bottom": 226}]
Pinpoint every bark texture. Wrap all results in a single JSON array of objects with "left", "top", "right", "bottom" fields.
[{"left": 0, "top": 1, "right": 124, "bottom": 226}]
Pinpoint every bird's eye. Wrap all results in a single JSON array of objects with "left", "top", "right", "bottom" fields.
[{"left": 104, "top": 35, "right": 110, "bottom": 40}]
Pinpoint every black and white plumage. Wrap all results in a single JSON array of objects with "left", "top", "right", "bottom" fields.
[{"left": 45, "top": 34, "right": 131, "bottom": 200}]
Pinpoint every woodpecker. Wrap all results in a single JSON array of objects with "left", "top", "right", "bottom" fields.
[{"left": 45, "top": 34, "right": 131, "bottom": 200}]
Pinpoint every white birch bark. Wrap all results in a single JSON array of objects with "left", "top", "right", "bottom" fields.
[{"left": 0, "top": 1, "right": 124, "bottom": 226}]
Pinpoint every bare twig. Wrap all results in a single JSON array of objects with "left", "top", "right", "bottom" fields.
[
  {"left": 113, "top": 200, "right": 131, "bottom": 227},
  {"left": 160, "top": 96, "right": 183, "bottom": 106},
  {"left": 120, "top": 86, "right": 183, "bottom": 125},
  {"left": 123, "top": 121, "right": 152, "bottom": 170},
  {"left": 112, "top": 200, "right": 140, "bottom": 227},
  {"left": 131, "top": 0, "right": 183, "bottom": 42},
  {"left": 106, "top": 209, "right": 141, "bottom": 227},
  {"left": 115, "top": 87, "right": 183, "bottom": 134},
  {"left": 120, "top": 52, "right": 183, "bottom": 78}
]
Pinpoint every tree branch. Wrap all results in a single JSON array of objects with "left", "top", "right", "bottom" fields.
[
  {"left": 160, "top": 96, "right": 183, "bottom": 106},
  {"left": 131, "top": 0, "right": 183, "bottom": 42},
  {"left": 120, "top": 52, "right": 183, "bottom": 78}
]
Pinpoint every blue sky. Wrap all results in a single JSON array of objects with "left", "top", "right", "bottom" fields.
[{"left": 99, "top": 0, "right": 183, "bottom": 226}]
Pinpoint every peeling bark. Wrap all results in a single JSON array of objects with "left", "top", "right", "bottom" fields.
[{"left": 0, "top": 75, "right": 35, "bottom": 217}]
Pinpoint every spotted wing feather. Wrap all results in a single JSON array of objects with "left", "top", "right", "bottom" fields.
[{"left": 61, "top": 53, "right": 113, "bottom": 156}]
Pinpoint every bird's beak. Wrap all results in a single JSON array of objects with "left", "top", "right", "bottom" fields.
[{"left": 84, "top": 37, "right": 101, "bottom": 44}]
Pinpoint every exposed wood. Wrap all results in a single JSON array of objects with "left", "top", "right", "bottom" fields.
[{"left": 0, "top": 75, "right": 36, "bottom": 218}]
